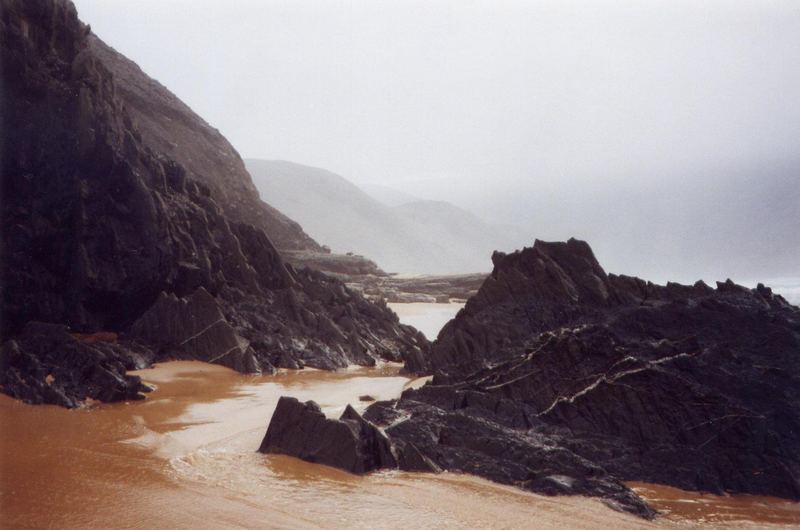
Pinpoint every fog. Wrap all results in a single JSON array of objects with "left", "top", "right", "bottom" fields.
[{"left": 73, "top": 0, "right": 800, "bottom": 284}]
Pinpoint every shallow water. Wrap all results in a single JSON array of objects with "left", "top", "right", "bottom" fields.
[
  {"left": 0, "top": 362, "right": 654, "bottom": 529},
  {"left": 388, "top": 302, "right": 464, "bottom": 340},
  {"left": 629, "top": 482, "right": 800, "bottom": 528},
  {"left": 0, "top": 303, "right": 797, "bottom": 529}
]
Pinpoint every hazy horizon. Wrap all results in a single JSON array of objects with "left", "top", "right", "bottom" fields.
[{"left": 72, "top": 0, "right": 800, "bottom": 284}]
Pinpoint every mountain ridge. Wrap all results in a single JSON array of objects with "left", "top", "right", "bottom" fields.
[{"left": 246, "top": 159, "right": 528, "bottom": 274}]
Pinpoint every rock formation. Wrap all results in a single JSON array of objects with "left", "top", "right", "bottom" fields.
[
  {"left": 259, "top": 397, "right": 396, "bottom": 473},
  {"left": 130, "top": 288, "right": 260, "bottom": 373},
  {"left": 0, "top": 322, "right": 151, "bottom": 408},
  {"left": 0, "top": 0, "right": 426, "bottom": 407},
  {"left": 88, "top": 39, "right": 319, "bottom": 253},
  {"left": 261, "top": 238, "right": 800, "bottom": 517}
]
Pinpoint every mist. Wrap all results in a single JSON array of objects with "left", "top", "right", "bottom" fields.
[{"left": 72, "top": 0, "right": 800, "bottom": 284}]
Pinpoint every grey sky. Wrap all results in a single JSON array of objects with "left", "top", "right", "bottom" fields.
[{"left": 73, "top": 0, "right": 800, "bottom": 283}]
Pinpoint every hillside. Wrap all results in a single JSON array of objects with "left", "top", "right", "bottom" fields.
[
  {"left": 246, "top": 159, "right": 527, "bottom": 274},
  {"left": 359, "top": 183, "right": 421, "bottom": 207},
  {"left": 88, "top": 38, "right": 319, "bottom": 252}
]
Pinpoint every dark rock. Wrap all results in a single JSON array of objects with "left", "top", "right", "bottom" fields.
[
  {"left": 0, "top": 0, "right": 428, "bottom": 407},
  {"left": 358, "top": 395, "right": 375, "bottom": 402},
  {"left": 0, "top": 322, "right": 150, "bottom": 408},
  {"left": 378, "top": 393, "right": 653, "bottom": 517},
  {"left": 372, "top": 238, "right": 800, "bottom": 516},
  {"left": 258, "top": 397, "right": 396, "bottom": 473},
  {"left": 87, "top": 32, "right": 320, "bottom": 254},
  {"left": 394, "top": 439, "right": 441, "bottom": 473},
  {"left": 131, "top": 287, "right": 263, "bottom": 373}
]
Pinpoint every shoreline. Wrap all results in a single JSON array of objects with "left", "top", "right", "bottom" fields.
[{"left": 2, "top": 359, "right": 798, "bottom": 528}]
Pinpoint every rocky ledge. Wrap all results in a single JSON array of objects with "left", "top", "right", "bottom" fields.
[
  {"left": 259, "top": 238, "right": 800, "bottom": 518},
  {"left": 285, "top": 250, "right": 486, "bottom": 304}
]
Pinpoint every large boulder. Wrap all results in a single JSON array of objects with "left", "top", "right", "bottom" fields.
[{"left": 259, "top": 396, "right": 396, "bottom": 473}]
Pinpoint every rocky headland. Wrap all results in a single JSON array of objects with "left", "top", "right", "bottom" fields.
[
  {"left": 0, "top": 0, "right": 427, "bottom": 408},
  {"left": 4, "top": 0, "right": 799, "bottom": 521},
  {"left": 260, "top": 238, "right": 800, "bottom": 517}
]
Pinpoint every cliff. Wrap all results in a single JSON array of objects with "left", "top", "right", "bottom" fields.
[{"left": 0, "top": 0, "right": 427, "bottom": 407}]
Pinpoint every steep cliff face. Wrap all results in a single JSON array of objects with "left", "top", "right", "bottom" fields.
[
  {"left": 0, "top": 0, "right": 426, "bottom": 407},
  {"left": 261, "top": 238, "right": 800, "bottom": 516},
  {"left": 88, "top": 40, "right": 320, "bottom": 253}
]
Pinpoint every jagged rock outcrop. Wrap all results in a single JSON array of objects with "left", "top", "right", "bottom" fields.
[
  {"left": 266, "top": 238, "right": 799, "bottom": 517},
  {"left": 364, "top": 388, "right": 653, "bottom": 516},
  {"left": 0, "top": 0, "right": 427, "bottom": 407},
  {"left": 389, "top": 239, "right": 799, "bottom": 511},
  {"left": 259, "top": 397, "right": 396, "bottom": 473},
  {"left": 0, "top": 322, "right": 151, "bottom": 408},
  {"left": 130, "top": 287, "right": 261, "bottom": 373}
]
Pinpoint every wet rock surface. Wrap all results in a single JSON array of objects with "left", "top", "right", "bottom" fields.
[
  {"left": 272, "top": 238, "right": 799, "bottom": 517},
  {"left": 0, "top": 0, "right": 426, "bottom": 407},
  {"left": 364, "top": 387, "right": 654, "bottom": 517},
  {"left": 369, "top": 239, "right": 799, "bottom": 515},
  {"left": 130, "top": 287, "right": 262, "bottom": 374},
  {"left": 259, "top": 396, "right": 396, "bottom": 474},
  {"left": 0, "top": 322, "right": 151, "bottom": 408}
]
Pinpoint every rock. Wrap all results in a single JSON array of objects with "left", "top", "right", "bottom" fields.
[
  {"left": 374, "top": 238, "right": 800, "bottom": 516},
  {"left": 0, "top": 0, "right": 428, "bottom": 407},
  {"left": 131, "top": 287, "right": 263, "bottom": 373},
  {"left": 358, "top": 395, "right": 375, "bottom": 402},
  {"left": 375, "top": 391, "right": 653, "bottom": 517},
  {"left": 251, "top": 238, "right": 798, "bottom": 517},
  {"left": 258, "top": 397, "right": 396, "bottom": 473},
  {"left": 393, "top": 440, "right": 441, "bottom": 473},
  {"left": 0, "top": 322, "right": 150, "bottom": 408}
]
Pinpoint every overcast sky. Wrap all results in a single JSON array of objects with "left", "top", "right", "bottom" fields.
[{"left": 73, "top": 0, "right": 800, "bottom": 283}]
